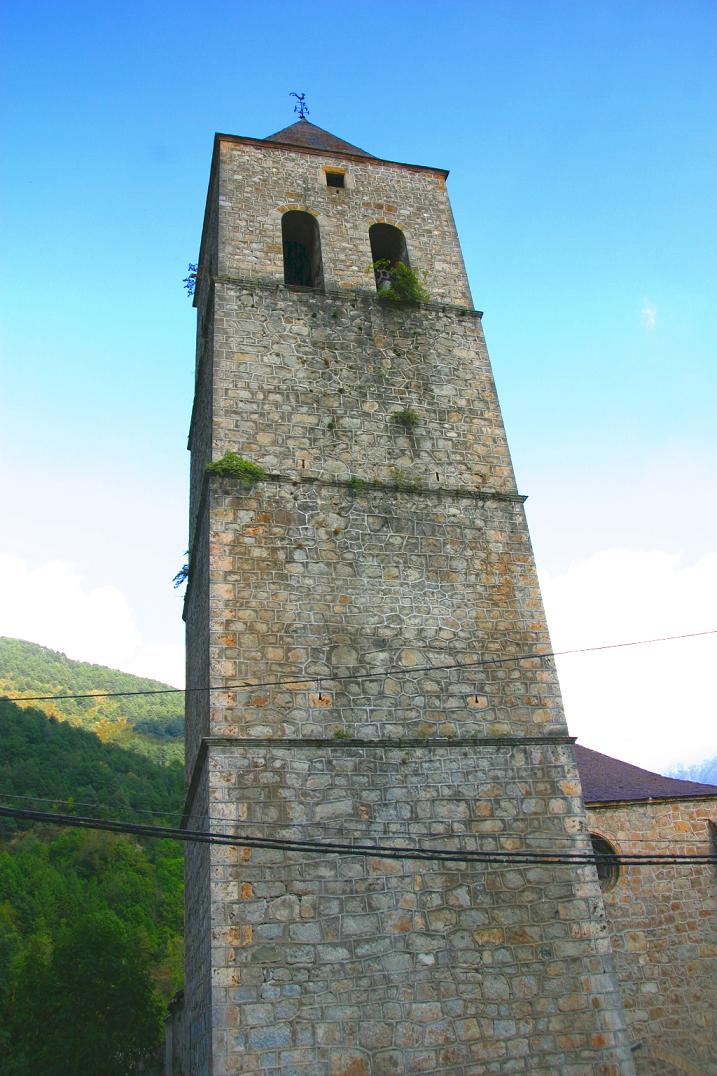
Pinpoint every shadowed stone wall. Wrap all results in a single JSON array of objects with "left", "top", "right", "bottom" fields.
[{"left": 178, "top": 131, "right": 636, "bottom": 1073}]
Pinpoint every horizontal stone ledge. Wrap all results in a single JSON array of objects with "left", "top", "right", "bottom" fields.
[
  {"left": 203, "top": 734, "right": 576, "bottom": 749},
  {"left": 207, "top": 471, "right": 527, "bottom": 504},
  {"left": 211, "top": 274, "right": 483, "bottom": 318}
]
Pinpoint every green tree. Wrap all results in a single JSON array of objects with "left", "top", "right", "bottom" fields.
[{"left": 9, "top": 909, "right": 164, "bottom": 1075}]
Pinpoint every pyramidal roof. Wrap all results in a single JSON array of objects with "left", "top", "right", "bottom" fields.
[{"left": 264, "top": 118, "right": 372, "bottom": 157}]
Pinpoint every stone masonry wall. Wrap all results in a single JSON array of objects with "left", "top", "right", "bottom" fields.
[
  {"left": 587, "top": 798, "right": 717, "bottom": 1075},
  {"left": 187, "top": 461, "right": 636, "bottom": 1072},
  {"left": 215, "top": 139, "right": 473, "bottom": 307},
  {"left": 185, "top": 500, "right": 210, "bottom": 780},
  {"left": 202, "top": 478, "right": 563, "bottom": 741},
  {"left": 179, "top": 133, "right": 636, "bottom": 1073},
  {"left": 183, "top": 776, "right": 213, "bottom": 1075},
  {"left": 202, "top": 741, "right": 634, "bottom": 1074},
  {"left": 201, "top": 284, "right": 514, "bottom": 495},
  {"left": 188, "top": 288, "right": 214, "bottom": 554}
]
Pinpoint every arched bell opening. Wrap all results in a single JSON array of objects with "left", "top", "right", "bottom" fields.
[
  {"left": 369, "top": 223, "right": 409, "bottom": 291},
  {"left": 282, "top": 211, "right": 323, "bottom": 288}
]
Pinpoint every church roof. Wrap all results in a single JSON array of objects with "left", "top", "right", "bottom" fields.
[
  {"left": 576, "top": 744, "right": 717, "bottom": 803},
  {"left": 264, "top": 118, "right": 372, "bottom": 157}
]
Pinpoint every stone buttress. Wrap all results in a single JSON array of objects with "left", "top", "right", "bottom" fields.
[{"left": 180, "top": 119, "right": 636, "bottom": 1074}]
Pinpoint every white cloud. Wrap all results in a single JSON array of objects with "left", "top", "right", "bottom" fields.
[
  {"left": 0, "top": 554, "right": 184, "bottom": 687},
  {"left": 539, "top": 549, "right": 717, "bottom": 773},
  {"left": 641, "top": 296, "right": 657, "bottom": 329},
  {"left": 126, "top": 642, "right": 185, "bottom": 688}
]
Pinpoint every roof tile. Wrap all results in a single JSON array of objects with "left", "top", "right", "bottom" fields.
[
  {"left": 264, "top": 119, "right": 372, "bottom": 157},
  {"left": 576, "top": 744, "right": 717, "bottom": 803}
]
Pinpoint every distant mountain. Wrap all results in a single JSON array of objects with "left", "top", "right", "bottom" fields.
[
  {"left": 668, "top": 755, "right": 717, "bottom": 786},
  {"left": 0, "top": 637, "right": 184, "bottom": 765}
]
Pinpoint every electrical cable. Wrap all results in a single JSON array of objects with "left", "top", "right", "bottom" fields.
[
  {"left": 1, "top": 805, "right": 715, "bottom": 866},
  {"left": 2, "top": 628, "right": 714, "bottom": 704},
  {"left": 0, "top": 792, "right": 711, "bottom": 847},
  {"left": 0, "top": 791, "right": 710, "bottom": 847}
]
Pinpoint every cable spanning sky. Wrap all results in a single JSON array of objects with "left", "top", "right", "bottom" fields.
[{"left": 1, "top": 1, "right": 715, "bottom": 771}]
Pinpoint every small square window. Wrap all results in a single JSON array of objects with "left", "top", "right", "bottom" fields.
[{"left": 326, "top": 171, "right": 345, "bottom": 189}]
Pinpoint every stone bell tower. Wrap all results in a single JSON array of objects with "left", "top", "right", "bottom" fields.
[{"left": 180, "top": 115, "right": 635, "bottom": 1074}]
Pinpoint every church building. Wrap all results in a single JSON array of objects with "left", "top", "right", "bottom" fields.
[{"left": 174, "top": 112, "right": 638, "bottom": 1073}]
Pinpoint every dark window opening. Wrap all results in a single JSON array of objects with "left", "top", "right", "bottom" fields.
[
  {"left": 369, "top": 223, "right": 409, "bottom": 290},
  {"left": 282, "top": 211, "right": 323, "bottom": 288},
  {"left": 326, "top": 171, "right": 345, "bottom": 188},
  {"left": 590, "top": 834, "right": 620, "bottom": 892}
]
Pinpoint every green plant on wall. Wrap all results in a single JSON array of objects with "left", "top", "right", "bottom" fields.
[
  {"left": 347, "top": 475, "right": 368, "bottom": 493},
  {"left": 391, "top": 408, "right": 420, "bottom": 431},
  {"left": 368, "top": 260, "right": 429, "bottom": 303},
  {"left": 391, "top": 467, "right": 424, "bottom": 492},
  {"left": 205, "top": 453, "right": 267, "bottom": 487}
]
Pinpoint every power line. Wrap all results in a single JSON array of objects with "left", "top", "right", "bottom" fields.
[
  {"left": 2, "top": 628, "right": 715, "bottom": 704},
  {"left": 0, "top": 792, "right": 712, "bottom": 847},
  {"left": 1, "top": 805, "right": 715, "bottom": 866}
]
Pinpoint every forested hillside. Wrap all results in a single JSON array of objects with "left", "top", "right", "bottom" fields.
[
  {"left": 0, "top": 698, "right": 184, "bottom": 824},
  {"left": 0, "top": 637, "right": 184, "bottom": 765},
  {"left": 0, "top": 691, "right": 185, "bottom": 1074}
]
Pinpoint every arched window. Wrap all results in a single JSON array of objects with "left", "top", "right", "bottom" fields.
[
  {"left": 282, "top": 211, "right": 323, "bottom": 288},
  {"left": 590, "top": 834, "right": 620, "bottom": 892},
  {"left": 369, "top": 223, "right": 409, "bottom": 290}
]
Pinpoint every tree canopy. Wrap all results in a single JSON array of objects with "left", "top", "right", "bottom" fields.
[{"left": 0, "top": 687, "right": 185, "bottom": 1074}]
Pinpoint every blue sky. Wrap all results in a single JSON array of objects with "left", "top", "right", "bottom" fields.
[{"left": 2, "top": 1, "right": 715, "bottom": 769}]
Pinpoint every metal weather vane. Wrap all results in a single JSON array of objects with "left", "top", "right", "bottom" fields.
[{"left": 290, "top": 92, "right": 309, "bottom": 119}]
